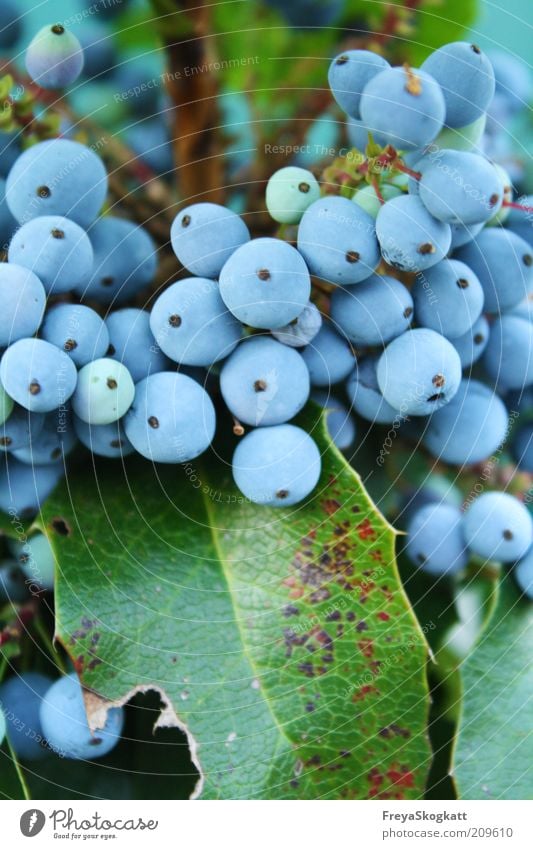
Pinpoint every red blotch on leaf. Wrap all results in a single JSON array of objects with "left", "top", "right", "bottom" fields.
[
  {"left": 387, "top": 768, "right": 414, "bottom": 788},
  {"left": 322, "top": 499, "right": 342, "bottom": 516},
  {"left": 357, "top": 638, "right": 374, "bottom": 658},
  {"left": 356, "top": 518, "right": 377, "bottom": 541},
  {"left": 352, "top": 684, "right": 379, "bottom": 702}
]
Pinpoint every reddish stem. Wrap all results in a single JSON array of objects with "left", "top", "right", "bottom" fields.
[
  {"left": 503, "top": 200, "right": 533, "bottom": 213},
  {"left": 393, "top": 159, "right": 422, "bottom": 180},
  {"left": 371, "top": 176, "right": 386, "bottom": 205}
]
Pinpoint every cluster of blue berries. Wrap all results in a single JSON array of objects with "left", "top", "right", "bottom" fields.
[
  {"left": 0, "top": 670, "right": 123, "bottom": 762},
  {"left": 0, "top": 128, "right": 167, "bottom": 519},
  {"left": 327, "top": 44, "right": 533, "bottom": 595},
  {"left": 0, "top": 528, "right": 123, "bottom": 761},
  {"left": 0, "top": 28, "right": 532, "bottom": 604}
]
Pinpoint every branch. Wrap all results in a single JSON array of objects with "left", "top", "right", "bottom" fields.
[{"left": 150, "top": 0, "right": 224, "bottom": 204}]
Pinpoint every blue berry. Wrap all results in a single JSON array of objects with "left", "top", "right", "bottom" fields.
[
  {"left": 26, "top": 24, "right": 84, "bottom": 89},
  {"left": 330, "top": 274, "right": 413, "bottom": 346},
  {"left": 297, "top": 196, "right": 380, "bottom": 285},
  {"left": 40, "top": 673, "right": 124, "bottom": 760},
  {"left": 219, "top": 238, "right": 311, "bottom": 329},
  {"left": 412, "top": 258, "right": 484, "bottom": 338},
  {"left": 72, "top": 359, "right": 134, "bottom": 425},
  {"left": 423, "top": 379, "right": 508, "bottom": 465},
  {"left": 347, "top": 118, "right": 370, "bottom": 151},
  {"left": 232, "top": 424, "right": 321, "bottom": 506},
  {"left": 74, "top": 417, "right": 135, "bottom": 459},
  {"left": 220, "top": 336, "right": 310, "bottom": 427},
  {"left": 376, "top": 195, "right": 451, "bottom": 271},
  {"left": 150, "top": 277, "right": 242, "bottom": 366},
  {"left": 401, "top": 474, "right": 464, "bottom": 522},
  {"left": 450, "top": 315, "right": 490, "bottom": 367},
  {"left": 0, "top": 560, "right": 27, "bottom": 603},
  {"left": 265, "top": 167, "right": 321, "bottom": 224},
  {"left": 9, "top": 215, "right": 94, "bottom": 295},
  {"left": 74, "top": 20, "right": 115, "bottom": 79},
  {"left": 1, "top": 405, "right": 44, "bottom": 452},
  {"left": 454, "top": 229, "right": 533, "bottom": 313},
  {"left": 489, "top": 51, "right": 530, "bottom": 114},
  {"left": 509, "top": 297, "right": 533, "bottom": 322},
  {"left": 300, "top": 322, "right": 355, "bottom": 387},
  {"left": 80, "top": 216, "right": 156, "bottom": 304},
  {"left": 41, "top": 304, "right": 109, "bottom": 367},
  {"left": 219, "top": 90, "right": 255, "bottom": 176},
  {"left": 359, "top": 65, "right": 445, "bottom": 151},
  {"left": 113, "top": 53, "right": 163, "bottom": 117},
  {"left": 377, "top": 328, "right": 462, "bottom": 415},
  {"left": 406, "top": 503, "right": 468, "bottom": 575},
  {"left": 125, "top": 119, "right": 173, "bottom": 175},
  {"left": 328, "top": 50, "right": 390, "bottom": 119},
  {"left": 170, "top": 203, "right": 250, "bottom": 279},
  {"left": 9, "top": 533, "right": 55, "bottom": 592},
  {"left": 6, "top": 139, "right": 108, "bottom": 228},
  {"left": 0, "top": 455, "right": 64, "bottom": 518},
  {"left": 11, "top": 409, "right": 77, "bottom": 466},
  {"left": 515, "top": 546, "right": 533, "bottom": 599},
  {"left": 512, "top": 424, "right": 533, "bottom": 473},
  {"left": 345, "top": 356, "right": 398, "bottom": 424},
  {"left": 418, "top": 151, "right": 502, "bottom": 225},
  {"left": 0, "top": 130, "right": 19, "bottom": 178},
  {"left": 312, "top": 391, "right": 356, "bottom": 450},
  {"left": 124, "top": 372, "right": 216, "bottom": 463},
  {"left": 449, "top": 220, "right": 483, "bottom": 249},
  {"left": 0, "top": 264, "right": 46, "bottom": 347},
  {"left": 271, "top": 301, "right": 322, "bottom": 348},
  {"left": 0, "top": 0, "right": 21, "bottom": 49},
  {"left": 106, "top": 308, "right": 169, "bottom": 383},
  {"left": 421, "top": 42, "right": 495, "bottom": 128},
  {"left": 0, "top": 177, "right": 16, "bottom": 248},
  {"left": 463, "top": 492, "right": 532, "bottom": 563},
  {"left": 483, "top": 315, "right": 533, "bottom": 390},
  {"left": 0, "top": 338, "right": 77, "bottom": 413},
  {"left": 0, "top": 673, "right": 53, "bottom": 760}
]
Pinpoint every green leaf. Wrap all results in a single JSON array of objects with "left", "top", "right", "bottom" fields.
[
  {"left": 0, "top": 660, "right": 31, "bottom": 800},
  {"left": 41, "top": 411, "right": 431, "bottom": 799},
  {"left": 454, "top": 576, "right": 533, "bottom": 799},
  {"left": 404, "top": 0, "right": 478, "bottom": 65},
  {"left": 0, "top": 745, "right": 31, "bottom": 800}
]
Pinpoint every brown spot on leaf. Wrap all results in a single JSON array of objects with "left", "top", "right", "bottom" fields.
[
  {"left": 356, "top": 519, "right": 377, "bottom": 541},
  {"left": 358, "top": 638, "right": 374, "bottom": 658},
  {"left": 51, "top": 517, "right": 71, "bottom": 536}
]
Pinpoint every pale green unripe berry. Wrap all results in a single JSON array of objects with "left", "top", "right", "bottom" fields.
[
  {"left": 9, "top": 533, "right": 56, "bottom": 592},
  {"left": 25, "top": 23, "right": 84, "bottom": 89},
  {"left": 72, "top": 359, "right": 134, "bottom": 425},
  {"left": 0, "top": 385, "right": 14, "bottom": 425},
  {"left": 429, "top": 114, "right": 487, "bottom": 153},
  {"left": 352, "top": 183, "right": 402, "bottom": 219},
  {"left": 266, "top": 166, "right": 321, "bottom": 224}
]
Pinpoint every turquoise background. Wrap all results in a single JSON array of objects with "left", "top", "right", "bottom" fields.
[{"left": 468, "top": 0, "right": 532, "bottom": 62}]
